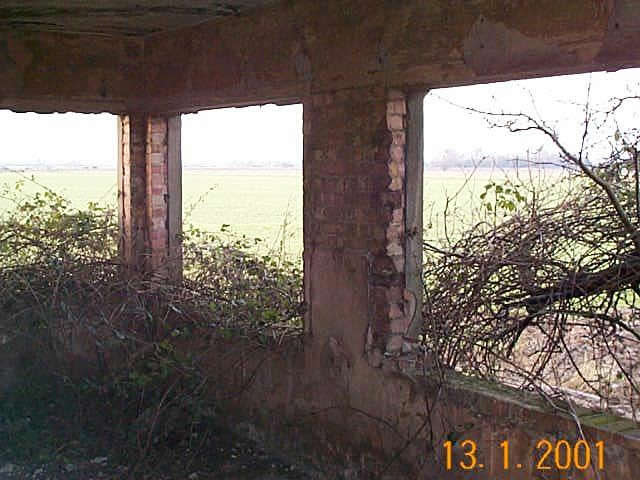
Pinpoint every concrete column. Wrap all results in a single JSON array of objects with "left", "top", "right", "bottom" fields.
[
  {"left": 404, "top": 92, "right": 425, "bottom": 340},
  {"left": 303, "top": 87, "right": 422, "bottom": 368},
  {"left": 118, "top": 114, "right": 182, "bottom": 281}
]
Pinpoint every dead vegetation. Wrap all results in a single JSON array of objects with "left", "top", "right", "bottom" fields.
[
  {"left": 0, "top": 178, "right": 305, "bottom": 476},
  {"left": 422, "top": 89, "right": 640, "bottom": 420}
]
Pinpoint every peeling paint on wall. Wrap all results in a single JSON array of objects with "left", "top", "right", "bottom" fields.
[{"left": 463, "top": 15, "right": 572, "bottom": 76}]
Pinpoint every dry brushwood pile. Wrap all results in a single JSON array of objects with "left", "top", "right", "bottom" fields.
[{"left": 422, "top": 92, "right": 640, "bottom": 420}]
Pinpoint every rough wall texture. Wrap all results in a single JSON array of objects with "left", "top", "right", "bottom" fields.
[
  {"left": 0, "top": 31, "right": 144, "bottom": 113},
  {"left": 118, "top": 115, "right": 148, "bottom": 275},
  {"left": 118, "top": 114, "right": 182, "bottom": 280},
  {"left": 4, "top": 0, "right": 640, "bottom": 113},
  {"left": 299, "top": 84, "right": 640, "bottom": 477},
  {"left": 144, "top": 0, "right": 640, "bottom": 113},
  {"left": 0, "top": 1, "right": 279, "bottom": 36},
  {"left": 146, "top": 117, "right": 170, "bottom": 274},
  {"left": 304, "top": 87, "right": 418, "bottom": 364},
  {"left": 198, "top": 336, "right": 640, "bottom": 479}
]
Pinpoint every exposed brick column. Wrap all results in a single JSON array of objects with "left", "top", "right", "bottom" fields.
[
  {"left": 118, "top": 114, "right": 148, "bottom": 276},
  {"left": 118, "top": 114, "right": 182, "bottom": 281},
  {"left": 304, "top": 87, "right": 419, "bottom": 367}
]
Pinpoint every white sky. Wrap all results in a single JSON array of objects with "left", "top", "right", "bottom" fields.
[
  {"left": 0, "top": 68, "right": 639, "bottom": 168},
  {"left": 0, "top": 111, "right": 118, "bottom": 167},
  {"left": 424, "top": 68, "right": 640, "bottom": 164},
  {"left": 182, "top": 104, "right": 303, "bottom": 167}
]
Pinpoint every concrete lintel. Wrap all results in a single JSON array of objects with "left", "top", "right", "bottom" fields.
[
  {"left": 143, "top": 0, "right": 640, "bottom": 113},
  {"left": 0, "top": 30, "right": 145, "bottom": 114},
  {"left": 4, "top": 1, "right": 640, "bottom": 114}
]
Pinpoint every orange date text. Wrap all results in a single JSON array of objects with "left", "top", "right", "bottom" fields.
[{"left": 443, "top": 438, "right": 605, "bottom": 472}]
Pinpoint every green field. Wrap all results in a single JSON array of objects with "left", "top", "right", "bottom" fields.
[{"left": 0, "top": 168, "right": 556, "bottom": 257}]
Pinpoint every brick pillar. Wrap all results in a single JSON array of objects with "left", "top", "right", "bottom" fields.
[
  {"left": 118, "top": 114, "right": 182, "bottom": 281},
  {"left": 118, "top": 114, "right": 148, "bottom": 276},
  {"left": 304, "top": 87, "right": 421, "bottom": 367}
]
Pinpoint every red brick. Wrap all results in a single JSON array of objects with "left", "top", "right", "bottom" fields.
[{"left": 304, "top": 88, "right": 409, "bottom": 355}]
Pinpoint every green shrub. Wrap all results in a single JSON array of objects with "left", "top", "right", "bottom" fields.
[{"left": 0, "top": 179, "right": 304, "bottom": 470}]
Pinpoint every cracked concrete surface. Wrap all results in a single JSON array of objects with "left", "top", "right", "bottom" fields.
[{"left": 0, "top": 1, "right": 280, "bottom": 35}]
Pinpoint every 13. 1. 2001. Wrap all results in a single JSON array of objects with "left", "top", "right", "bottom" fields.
[{"left": 443, "top": 438, "right": 605, "bottom": 472}]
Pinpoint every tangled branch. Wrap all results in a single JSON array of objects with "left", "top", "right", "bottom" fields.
[{"left": 422, "top": 88, "right": 640, "bottom": 420}]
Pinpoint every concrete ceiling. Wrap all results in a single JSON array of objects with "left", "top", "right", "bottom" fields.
[{"left": 0, "top": 0, "right": 280, "bottom": 36}]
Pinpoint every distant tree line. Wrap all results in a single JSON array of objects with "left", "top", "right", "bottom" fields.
[{"left": 428, "top": 148, "right": 561, "bottom": 169}]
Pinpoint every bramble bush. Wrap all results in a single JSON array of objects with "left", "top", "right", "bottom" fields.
[{"left": 0, "top": 178, "right": 304, "bottom": 471}]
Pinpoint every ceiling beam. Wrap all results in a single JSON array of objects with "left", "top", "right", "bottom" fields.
[
  {"left": 0, "top": 30, "right": 144, "bottom": 113},
  {"left": 144, "top": 0, "right": 640, "bottom": 113},
  {"left": 2, "top": 0, "right": 640, "bottom": 114}
]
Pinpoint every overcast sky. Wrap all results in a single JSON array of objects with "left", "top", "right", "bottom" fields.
[
  {"left": 0, "top": 68, "right": 639, "bottom": 168},
  {"left": 425, "top": 67, "right": 640, "bottom": 164}
]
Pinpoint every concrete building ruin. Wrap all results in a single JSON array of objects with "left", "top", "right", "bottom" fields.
[{"left": 2, "top": 1, "right": 640, "bottom": 477}]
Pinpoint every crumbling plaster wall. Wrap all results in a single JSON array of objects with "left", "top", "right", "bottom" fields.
[
  {"left": 3, "top": 0, "right": 640, "bottom": 114},
  {"left": 0, "top": 30, "right": 144, "bottom": 113},
  {"left": 199, "top": 335, "right": 640, "bottom": 479},
  {"left": 143, "top": 0, "right": 640, "bottom": 113},
  {"left": 303, "top": 86, "right": 419, "bottom": 362}
]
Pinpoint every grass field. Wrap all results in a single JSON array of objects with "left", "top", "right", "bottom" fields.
[{"left": 0, "top": 167, "right": 556, "bottom": 257}]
